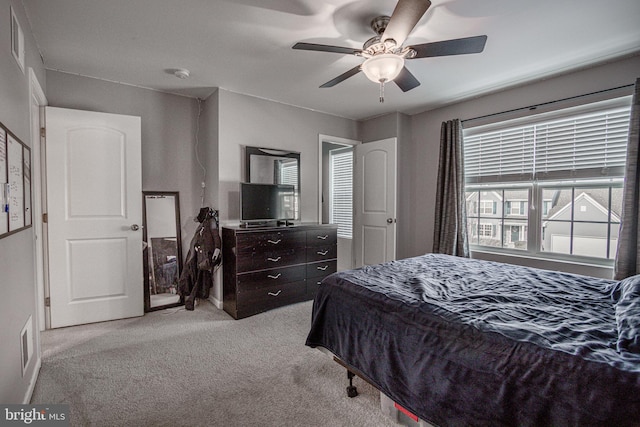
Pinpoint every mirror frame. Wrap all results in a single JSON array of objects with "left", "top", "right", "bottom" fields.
[
  {"left": 245, "top": 146, "right": 301, "bottom": 220},
  {"left": 142, "top": 191, "right": 183, "bottom": 312}
]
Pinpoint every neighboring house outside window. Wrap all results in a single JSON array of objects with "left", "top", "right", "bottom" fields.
[
  {"left": 467, "top": 189, "right": 528, "bottom": 250},
  {"left": 463, "top": 97, "right": 631, "bottom": 263}
]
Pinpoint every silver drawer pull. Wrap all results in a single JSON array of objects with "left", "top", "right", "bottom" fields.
[
  {"left": 316, "top": 281, "right": 322, "bottom": 285},
  {"left": 268, "top": 290, "right": 282, "bottom": 297},
  {"left": 317, "top": 250, "right": 329, "bottom": 256},
  {"left": 267, "top": 257, "right": 282, "bottom": 262},
  {"left": 316, "top": 235, "right": 328, "bottom": 240},
  {"left": 267, "top": 239, "right": 281, "bottom": 245},
  {"left": 317, "top": 265, "right": 328, "bottom": 271},
  {"left": 267, "top": 273, "right": 281, "bottom": 279}
]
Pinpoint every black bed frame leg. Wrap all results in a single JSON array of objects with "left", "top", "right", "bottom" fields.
[{"left": 346, "top": 370, "right": 358, "bottom": 398}]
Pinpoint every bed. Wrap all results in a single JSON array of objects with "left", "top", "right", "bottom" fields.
[{"left": 305, "top": 254, "right": 640, "bottom": 427}]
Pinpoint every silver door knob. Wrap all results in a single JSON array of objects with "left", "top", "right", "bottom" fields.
[
  {"left": 386, "top": 218, "right": 394, "bottom": 224},
  {"left": 130, "top": 224, "right": 140, "bottom": 231}
]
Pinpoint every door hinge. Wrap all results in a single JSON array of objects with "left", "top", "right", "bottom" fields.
[
  {"left": 44, "top": 297, "right": 50, "bottom": 307},
  {"left": 40, "top": 127, "right": 46, "bottom": 138},
  {"left": 42, "top": 213, "right": 48, "bottom": 223}
]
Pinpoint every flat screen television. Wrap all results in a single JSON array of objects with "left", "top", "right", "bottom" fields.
[{"left": 240, "top": 182, "right": 296, "bottom": 226}]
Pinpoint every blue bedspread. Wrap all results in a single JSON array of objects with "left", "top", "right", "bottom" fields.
[{"left": 306, "top": 254, "right": 640, "bottom": 426}]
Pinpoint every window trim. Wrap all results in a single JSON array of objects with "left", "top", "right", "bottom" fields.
[{"left": 463, "top": 96, "right": 631, "bottom": 268}]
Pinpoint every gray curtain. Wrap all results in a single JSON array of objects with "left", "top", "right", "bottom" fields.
[
  {"left": 614, "top": 78, "right": 640, "bottom": 280},
  {"left": 432, "top": 119, "right": 469, "bottom": 257}
]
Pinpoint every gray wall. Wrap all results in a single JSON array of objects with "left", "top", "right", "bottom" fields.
[
  {"left": 216, "top": 89, "right": 359, "bottom": 225},
  {"left": 0, "top": 0, "right": 46, "bottom": 404},
  {"left": 212, "top": 89, "right": 359, "bottom": 299},
  {"left": 407, "top": 54, "right": 640, "bottom": 278},
  {"left": 45, "top": 71, "right": 204, "bottom": 251},
  {"left": 199, "top": 89, "right": 219, "bottom": 210}
]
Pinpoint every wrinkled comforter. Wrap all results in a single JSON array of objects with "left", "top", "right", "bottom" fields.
[{"left": 306, "top": 254, "right": 640, "bottom": 427}]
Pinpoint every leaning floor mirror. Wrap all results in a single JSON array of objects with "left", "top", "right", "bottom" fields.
[{"left": 142, "top": 192, "right": 183, "bottom": 311}]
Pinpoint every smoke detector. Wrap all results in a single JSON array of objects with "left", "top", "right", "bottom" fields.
[{"left": 174, "top": 68, "right": 190, "bottom": 79}]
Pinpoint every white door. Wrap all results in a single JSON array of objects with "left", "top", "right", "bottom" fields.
[
  {"left": 353, "top": 138, "right": 397, "bottom": 267},
  {"left": 45, "top": 107, "right": 143, "bottom": 328}
]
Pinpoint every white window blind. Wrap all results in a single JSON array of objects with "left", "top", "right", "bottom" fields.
[
  {"left": 279, "top": 160, "right": 298, "bottom": 187},
  {"left": 277, "top": 160, "right": 299, "bottom": 219},
  {"left": 330, "top": 148, "right": 353, "bottom": 239},
  {"left": 464, "top": 104, "right": 631, "bottom": 183}
]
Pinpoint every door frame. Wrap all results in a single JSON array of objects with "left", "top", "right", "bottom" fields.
[
  {"left": 353, "top": 137, "right": 398, "bottom": 267},
  {"left": 28, "top": 68, "right": 48, "bottom": 331},
  {"left": 318, "top": 134, "right": 360, "bottom": 271}
]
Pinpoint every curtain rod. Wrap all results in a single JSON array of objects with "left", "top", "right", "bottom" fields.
[{"left": 461, "top": 83, "right": 635, "bottom": 124}]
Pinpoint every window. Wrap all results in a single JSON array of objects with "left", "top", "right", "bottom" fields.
[
  {"left": 278, "top": 159, "right": 299, "bottom": 219},
  {"left": 278, "top": 159, "right": 298, "bottom": 187},
  {"left": 541, "top": 185, "right": 622, "bottom": 259},
  {"left": 329, "top": 147, "right": 353, "bottom": 239},
  {"left": 478, "top": 224, "right": 493, "bottom": 237},
  {"left": 463, "top": 98, "right": 631, "bottom": 262},
  {"left": 506, "top": 201, "right": 526, "bottom": 216},
  {"left": 467, "top": 188, "right": 529, "bottom": 250},
  {"left": 480, "top": 200, "right": 496, "bottom": 215}
]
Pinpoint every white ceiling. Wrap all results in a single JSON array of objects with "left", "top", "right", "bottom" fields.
[{"left": 23, "top": 0, "right": 640, "bottom": 120}]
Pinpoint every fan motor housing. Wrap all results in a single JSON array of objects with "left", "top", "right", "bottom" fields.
[{"left": 370, "top": 15, "right": 390, "bottom": 35}]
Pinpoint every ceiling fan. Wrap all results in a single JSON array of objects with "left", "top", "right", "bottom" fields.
[{"left": 292, "top": 0, "right": 487, "bottom": 102}]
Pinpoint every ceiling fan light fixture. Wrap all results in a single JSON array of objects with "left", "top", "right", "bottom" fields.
[{"left": 361, "top": 54, "right": 404, "bottom": 84}]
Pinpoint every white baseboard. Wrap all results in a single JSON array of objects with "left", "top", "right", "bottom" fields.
[
  {"left": 22, "top": 356, "right": 41, "bottom": 404},
  {"left": 208, "top": 295, "right": 222, "bottom": 309}
]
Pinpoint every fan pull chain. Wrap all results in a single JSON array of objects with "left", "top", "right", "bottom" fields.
[{"left": 379, "top": 79, "right": 386, "bottom": 103}]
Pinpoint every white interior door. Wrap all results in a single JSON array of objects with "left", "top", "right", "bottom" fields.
[
  {"left": 45, "top": 107, "right": 143, "bottom": 328},
  {"left": 353, "top": 137, "right": 397, "bottom": 267}
]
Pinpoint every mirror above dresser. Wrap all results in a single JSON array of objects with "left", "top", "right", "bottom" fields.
[{"left": 245, "top": 146, "right": 300, "bottom": 221}]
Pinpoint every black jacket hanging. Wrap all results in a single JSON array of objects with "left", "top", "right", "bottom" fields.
[{"left": 178, "top": 209, "right": 221, "bottom": 310}]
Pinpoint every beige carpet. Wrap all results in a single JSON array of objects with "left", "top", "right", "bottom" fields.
[{"left": 31, "top": 300, "right": 397, "bottom": 427}]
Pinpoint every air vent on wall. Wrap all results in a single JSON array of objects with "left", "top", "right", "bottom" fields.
[
  {"left": 11, "top": 6, "right": 25, "bottom": 73},
  {"left": 20, "top": 316, "right": 33, "bottom": 377}
]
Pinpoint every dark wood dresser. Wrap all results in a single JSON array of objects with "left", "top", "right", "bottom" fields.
[{"left": 222, "top": 224, "right": 338, "bottom": 319}]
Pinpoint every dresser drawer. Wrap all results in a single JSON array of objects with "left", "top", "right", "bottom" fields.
[
  {"left": 306, "top": 229, "right": 337, "bottom": 247},
  {"left": 236, "top": 230, "right": 306, "bottom": 253},
  {"left": 236, "top": 280, "right": 307, "bottom": 317},
  {"left": 306, "top": 260, "right": 337, "bottom": 279},
  {"left": 237, "top": 265, "right": 306, "bottom": 290},
  {"left": 307, "top": 275, "right": 328, "bottom": 288},
  {"left": 306, "top": 270, "right": 336, "bottom": 300},
  {"left": 236, "top": 249, "right": 306, "bottom": 273},
  {"left": 306, "top": 244, "right": 337, "bottom": 262},
  {"left": 222, "top": 225, "right": 337, "bottom": 319}
]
